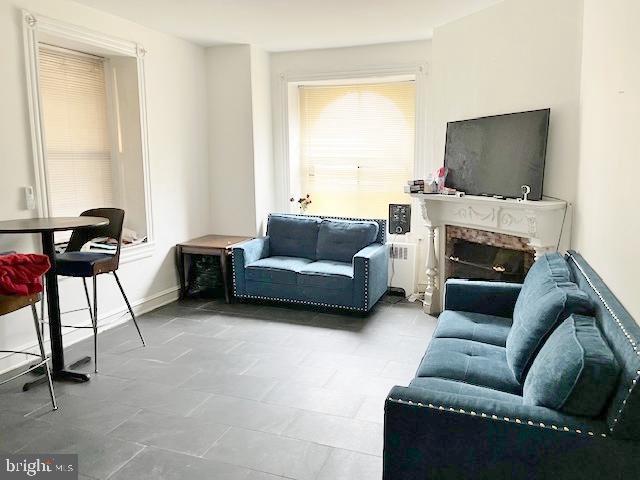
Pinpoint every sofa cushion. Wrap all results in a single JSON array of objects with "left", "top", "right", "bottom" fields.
[
  {"left": 246, "top": 256, "right": 312, "bottom": 285},
  {"left": 416, "top": 338, "right": 521, "bottom": 395},
  {"left": 267, "top": 214, "right": 321, "bottom": 260},
  {"left": 506, "top": 253, "right": 594, "bottom": 383},
  {"left": 523, "top": 314, "right": 620, "bottom": 417},
  {"left": 434, "top": 310, "right": 512, "bottom": 347},
  {"left": 410, "top": 377, "right": 523, "bottom": 404},
  {"left": 316, "top": 219, "right": 379, "bottom": 263},
  {"left": 298, "top": 260, "right": 353, "bottom": 290}
]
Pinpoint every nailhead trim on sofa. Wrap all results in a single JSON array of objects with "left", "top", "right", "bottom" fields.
[
  {"left": 364, "top": 261, "right": 369, "bottom": 310},
  {"left": 234, "top": 293, "right": 368, "bottom": 312},
  {"left": 567, "top": 252, "right": 640, "bottom": 433},
  {"left": 386, "top": 397, "right": 607, "bottom": 438}
]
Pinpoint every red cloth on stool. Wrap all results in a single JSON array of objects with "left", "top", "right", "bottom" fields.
[{"left": 0, "top": 253, "right": 51, "bottom": 295}]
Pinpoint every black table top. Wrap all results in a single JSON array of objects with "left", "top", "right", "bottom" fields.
[{"left": 0, "top": 217, "right": 109, "bottom": 234}]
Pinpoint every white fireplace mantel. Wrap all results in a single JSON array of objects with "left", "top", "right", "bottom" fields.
[{"left": 411, "top": 193, "right": 570, "bottom": 314}]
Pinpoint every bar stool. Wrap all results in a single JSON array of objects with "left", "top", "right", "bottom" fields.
[
  {"left": 55, "top": 208, "right": 145, "bottom": 373},
  {"left": 0, "top": 293, "right": 57, "bottom": 409}
]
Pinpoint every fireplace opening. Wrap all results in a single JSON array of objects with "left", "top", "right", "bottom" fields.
[{"left": 445, "top": 226, "right": 535, "bottom": 284}]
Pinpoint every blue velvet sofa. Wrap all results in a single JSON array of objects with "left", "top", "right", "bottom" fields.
[
  {"left": 384, "top": 251, "right": 640, "bottom": 479},
  {"left": 232, "top": 214, "right": 388, "bottom": 312}
]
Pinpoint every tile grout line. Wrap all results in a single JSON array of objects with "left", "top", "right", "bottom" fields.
[
  {"left": 199, "top": 424, "right": 232, "bottom": 458},
  {"left": 104, "top": 444, "right": 148, "bottom": 480},
  {"left": 183, "top": 392, "right": 215, "bottom": 417},
  {"left": 102, "top": 407, "right": 144, "bottom": 437}
]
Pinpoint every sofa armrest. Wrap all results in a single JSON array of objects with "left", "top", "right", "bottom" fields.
[
  {"left": 383, "top": 386, "right": 637, "bottom": 480},
  {"left": 443, "top": 279, "right": 522, "bottom": 318},
  {"left": 353, "top": 243, "right": 388, "bottom": 311},
  {"left": 233, "top": 237, "right": 269, "bottom": 266},
  {"left": 232, "top": 237, "right": 269, "bottom": 296}
]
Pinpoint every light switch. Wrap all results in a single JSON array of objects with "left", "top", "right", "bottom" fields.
[{"left": 24, "top": 186, "right": 36, "bottom": 210}]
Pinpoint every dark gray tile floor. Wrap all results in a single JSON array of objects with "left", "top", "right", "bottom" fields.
[{"left": 0, "top": 296, "right": 436, "bottom": 479}]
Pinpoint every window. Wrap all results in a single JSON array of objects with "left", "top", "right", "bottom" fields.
[
  {"left": 23, "top": 11, "right": 154, "bottom": 259},
  {"left": 295, "top": 80, "right": 416, "bottom": 218},
  {"left": 38, "top": 46, "right": 114, "bottom": 217}
]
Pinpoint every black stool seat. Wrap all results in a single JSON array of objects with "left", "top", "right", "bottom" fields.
[{"left": 56, "top": 252, "right": 115, "bottom": 277}]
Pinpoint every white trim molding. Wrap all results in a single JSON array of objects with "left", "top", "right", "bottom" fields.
[
  {"left": 22, "top": 11, "right": 48, "bottom": 215},
  {"left": 21, "top": 10, "right": 155, "bottom": 257},
  {"left": 276, "top": 63, "right": 429, "bottom": 212}
]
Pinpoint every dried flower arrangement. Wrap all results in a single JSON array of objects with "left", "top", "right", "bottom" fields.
[{"left": 289, "top": 194, "right": 312, "bottom": 212}]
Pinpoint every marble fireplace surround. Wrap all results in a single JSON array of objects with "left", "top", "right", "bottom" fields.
[
  {"left": 444, "top": 225, "right": 536, "bottom": 280},
  {"left": 411, "top": 193, "right": 570, "bottom": 314}
]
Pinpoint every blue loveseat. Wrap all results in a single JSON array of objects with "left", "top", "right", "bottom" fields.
[
  {"left": 232, "top": 214, "right": 388, "bottom": 312},
  {"left": 384, "top": 251, "right": 640, "bottom": 479}
]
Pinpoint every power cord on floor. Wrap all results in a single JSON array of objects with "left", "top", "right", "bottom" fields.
[{"left": 389, "top": 233, "right": 396, "bottom": 286}]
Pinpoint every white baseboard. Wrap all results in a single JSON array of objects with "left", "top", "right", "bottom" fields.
[{"left": 0, "top": 285, "right": 180, "bottom": 376}]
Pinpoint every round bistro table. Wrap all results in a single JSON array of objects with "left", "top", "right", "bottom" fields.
[{"left": 0, "top": 217, "right": 109, "bottom": 387}]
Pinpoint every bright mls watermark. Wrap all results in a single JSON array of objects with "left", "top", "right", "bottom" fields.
[{"left": 1, "top": 455, "right": 77, "bottom": 479}]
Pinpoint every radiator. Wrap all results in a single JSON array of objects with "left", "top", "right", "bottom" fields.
[{"left": 388, "top": 241, "right": 418, "bottom": 297}]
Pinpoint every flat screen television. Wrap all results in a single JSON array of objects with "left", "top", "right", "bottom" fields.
[{"left": 443, "top": 108, "right": 550, "bottom": 200}]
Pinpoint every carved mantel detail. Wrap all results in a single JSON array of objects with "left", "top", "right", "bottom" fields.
[
  {"left": 454, "top": 206, "right": 496, "bottom": 223},
  {"left": 499, "top": 211, "right": 523, "bottom": 227},
  {"left": 411, "top": 193, "right": 569, "bottom": 315}
]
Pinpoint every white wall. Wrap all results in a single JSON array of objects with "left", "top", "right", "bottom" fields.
[
  {"left": 572, "top": 0, "right": 640, "bottom": 322},
  {"left": 206, "top": 44, "right": 274, "bottom": 237},
  {"left": 0, "top": 0, "right": 210, "bottom": 372},
  {"left": 250, "top": 46, "right": 275, "bottom": 234},
  {"left": 206, "top": 45, "right": 257, "bottom": 236},
  {"left": 431, "top": 0, "right": 584, "bottom": 204}
]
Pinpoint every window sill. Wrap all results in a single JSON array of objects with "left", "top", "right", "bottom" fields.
[{"left": 120, "top": 241, "right": 155, "bottom": 264}]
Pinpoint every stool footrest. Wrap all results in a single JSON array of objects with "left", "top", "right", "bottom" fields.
[{"left": 0, "top": 357, "right": 49, "bottom": 386}]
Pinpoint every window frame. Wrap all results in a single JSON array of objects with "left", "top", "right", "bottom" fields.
[
  {"left": 295, "top": 79, "right": 417, "bottom": 218},
  {"left": 22, "top": 10, "right": 154, "bottom": 262},
  {"left": 277, "top": 65, "right": 429, "bottom": 214}
]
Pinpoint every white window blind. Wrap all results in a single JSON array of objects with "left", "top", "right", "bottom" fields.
[
  {"left": 298, "top": 81, "right": 415, "bottom": 218},
  {"left": 38, "top": 46, "right": 114, "bottom": 217}
]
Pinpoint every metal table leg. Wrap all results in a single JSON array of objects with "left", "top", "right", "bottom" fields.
[{"left": 23, "top": 231, "right": 90, "bottom": 390}]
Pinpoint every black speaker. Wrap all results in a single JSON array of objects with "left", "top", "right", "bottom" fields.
[{"left": 389, "top": 204, "right": 411, "bottom": 235}]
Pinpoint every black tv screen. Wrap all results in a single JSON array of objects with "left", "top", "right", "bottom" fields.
[{"left": 443, "top": 109, "right": 550, "bottom": 200}]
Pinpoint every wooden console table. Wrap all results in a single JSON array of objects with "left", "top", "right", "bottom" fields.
[{"left": 176, "top": 235, "right": 252, "bottom": 303}]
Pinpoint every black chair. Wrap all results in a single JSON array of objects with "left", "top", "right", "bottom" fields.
[
  {"left": 55, "top": 208, "right": 145, "bottom": 372},
  {"left": 0, "top": 293, "right": 57, "bottom": 410}
]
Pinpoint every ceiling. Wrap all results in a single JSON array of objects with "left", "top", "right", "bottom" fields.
[{"left": 74, "top": 0, "right": 502, "bottom": 52}]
